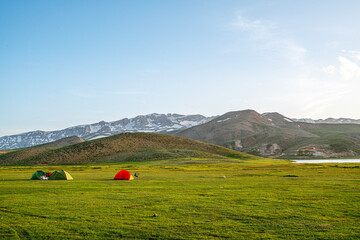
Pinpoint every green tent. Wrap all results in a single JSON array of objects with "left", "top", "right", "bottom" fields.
[
  {"left": 48, "top": 170, "right": 73, "bottom": 180},
  {"left": 30, "top": 170, "right": 47, "bottom": 180}
]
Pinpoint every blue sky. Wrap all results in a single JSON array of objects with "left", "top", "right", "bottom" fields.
[{"left": 1, "top": 0, "right": 360, "bottom": 136}]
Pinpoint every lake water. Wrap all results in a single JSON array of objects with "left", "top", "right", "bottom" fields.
[{"left": 292, "top": 159, "right": 360, "bottom": 163}]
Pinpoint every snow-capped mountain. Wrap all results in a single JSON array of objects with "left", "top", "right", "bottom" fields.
[
  {"left": 0, "top": 113, "right": 216, "bottom": 150},
  {"left": 293, "top": 118, "right": 360, "bottom": 124}
]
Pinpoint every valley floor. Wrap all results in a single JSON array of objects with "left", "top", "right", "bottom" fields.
[{"left": 0, "top": 159, "right": 359, "bottom": 239}]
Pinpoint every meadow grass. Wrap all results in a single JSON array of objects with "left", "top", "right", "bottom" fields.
[{"left": 0, "top": 159, "right": 359, "bottom": 239}]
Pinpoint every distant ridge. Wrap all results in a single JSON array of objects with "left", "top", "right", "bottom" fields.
[
  {"left": 293, "top": 118, "right": 360, "bottom": 124},
  {"left": 0, "top": 136, "right": 86, "bottom": 164},
  {"left": 0, "top": 113, "right": 215, "bottom": 150}
]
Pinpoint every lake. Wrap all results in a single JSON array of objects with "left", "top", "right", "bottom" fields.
[{"left": 292, "top": 159, "right": 360, "bottom": 163}]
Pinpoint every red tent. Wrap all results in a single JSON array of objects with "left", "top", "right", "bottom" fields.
[{"left": 114, "top": 170, "right": 134, "bottom": 180}]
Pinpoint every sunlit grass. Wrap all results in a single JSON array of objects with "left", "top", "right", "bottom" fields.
[{"left": 0, "top": 159, "right": 359, "bottom": 239}]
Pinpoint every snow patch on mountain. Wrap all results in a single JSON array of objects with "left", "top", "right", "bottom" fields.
[
  {"left": 0, "top": 113, "right": 216, "bottom": 150},
  {"left": 284, "top": 118, "right": 293, "bottom": 122},
  {"left": 217, "top": 118, "right": 231, "bottom": 123}
]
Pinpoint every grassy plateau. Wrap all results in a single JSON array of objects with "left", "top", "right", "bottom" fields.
[{"left": 0, "top": 158, "right": 359, "bottom": 239}]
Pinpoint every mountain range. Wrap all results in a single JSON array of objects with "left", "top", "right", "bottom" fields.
[
  {"left": 2, "top": 110, "right": 360, "bottom": 158},
  {"left": 0, "top": 113, "right": 215, "bottom": 150},
  {"left": 293, "top": 118, "right": 360, "bottom": 124}
]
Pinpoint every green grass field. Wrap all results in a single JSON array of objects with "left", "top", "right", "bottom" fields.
[{"left": 0, "top": 158, "right": 359, "bottom": 239}]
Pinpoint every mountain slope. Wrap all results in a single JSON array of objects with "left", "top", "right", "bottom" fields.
[
  {"left": 0, "top": 113, "right": 215, "bottom": 150},
  {"left": 175, "top": 110, "right": 360, "bottom": 157},
  {"left": 0, "top": 133, "right": 260, "bottom": 165},
  {"left": 177, "top": 110, "right": 316, "bottom": 146}
]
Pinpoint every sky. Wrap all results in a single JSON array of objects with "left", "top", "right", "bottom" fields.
[{"left": 1, "top": 0, "right": 360, "bottom": 137}]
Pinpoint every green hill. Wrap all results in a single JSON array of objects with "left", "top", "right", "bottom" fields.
[{"left": 0, "top": 133, "right": 261, "bottom": 165}]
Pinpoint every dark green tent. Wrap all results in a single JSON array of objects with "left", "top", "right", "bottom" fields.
[
  {"left": 30, "top": 170, "right": 47, "bottom": 180},
  {"left": 48, "top": 170, "right": 73, "bottom": 180}
]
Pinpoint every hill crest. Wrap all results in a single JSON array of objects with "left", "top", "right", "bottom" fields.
[{"left": 0, "top": 132, "right": 260, "bottom": 165}]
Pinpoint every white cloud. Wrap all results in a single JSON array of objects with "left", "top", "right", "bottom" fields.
[
  {"left": 229, "top": 15, "right": 359, "bottom": 119},
  {"left": 338, "top": 56, "right": 360, "bottom": 80},
  {"left": 341, "top": 50, "right": 360, "bottom": 61},
  {"left": 231, "top": 14, "right": 307, "bottom": 65},
  {"left": 287, "top": 52, "right": 360, "bottom": 118},
  {"left": 281, "top": 40, "right": 307, "bottom": 65},
  {"left": 231, "top": 15, "right": 275, "bottom": 40},
  {"left": 322, "top": 65, "right": 337, "bottom": 75},
  {"left": 323, "top": 54, "right": 360, "bottom": 80}
]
